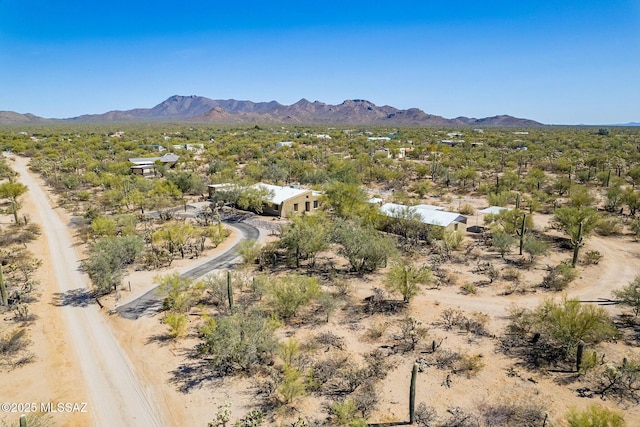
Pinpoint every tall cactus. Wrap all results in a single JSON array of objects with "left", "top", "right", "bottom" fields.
[
  {"left": 571, "top": 221, "right": 584, "bottom": 267},
  {"left": 515, "top": 193, "right": 521, "bottom": 210},
  {"left": 409, "top": 363, "right": 418, "bottom": 424},
  {"left": 226, "top": 271, "right": 234, "bottom": 311},
  {"left": 20, "top": 414, "right": 27, "bottom": 427},
  {"left": 516, "top": 213, "right": 527, "bottom": 256},
  {"left": 0, "top": 264, "right": 7, "bottom": 306},
  {"left": 576, "top": 341, "right": 585, "bottom": 372}
]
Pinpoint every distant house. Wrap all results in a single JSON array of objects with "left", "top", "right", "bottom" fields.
[
  {"left": 439, "top": 140, "right": 464, "bottom": 147},
  {"left": 129, "top": 153, "right": 179, "bottom": 176},
  {"left": 276, "top": 141, "right": 294, "bottom": 148},
  {"left": 380, "top": 202, "right": 467, "bottom": 231}
]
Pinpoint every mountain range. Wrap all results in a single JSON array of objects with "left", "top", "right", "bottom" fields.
[{"left": 0, "top": 95, "right": 544, "bottom": 126}]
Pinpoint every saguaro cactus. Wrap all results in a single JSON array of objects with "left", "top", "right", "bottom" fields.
[
  {"left": 227, "top": 271, "right": 234, "bottom": 311},
  {"left": 20, "top": 414, "right": 27, "bottom": 427},
  {"left": 571, "top": 221, "right": 584, "bottom": 267},
  {"left": 576, "top": 341, "right": 585, "bottom": 372},
  {"left": 517, "top": 213, "right": 527, "bottom": 256},
  {"left": 0, "top": 264, "right": 7, "bottom": 306},
  {"left": 409, "top": 363, "right": 418, "bottom": 424}
]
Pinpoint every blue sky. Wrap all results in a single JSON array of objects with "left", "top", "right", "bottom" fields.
[{"left": 1, "top": 1, "right": 638, "bottom": 124}]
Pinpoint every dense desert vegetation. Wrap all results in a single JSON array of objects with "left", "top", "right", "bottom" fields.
[{"left": 2, "top": 123, "right": 640, "bottom": 426}]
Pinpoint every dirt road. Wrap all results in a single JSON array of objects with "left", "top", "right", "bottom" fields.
[{"left": 13, "top": 156, "right": 165, "bottom": 427}]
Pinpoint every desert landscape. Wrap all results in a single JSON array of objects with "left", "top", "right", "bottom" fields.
[{"left": 1, "top": 122, "right": 640, "bottom": 427}]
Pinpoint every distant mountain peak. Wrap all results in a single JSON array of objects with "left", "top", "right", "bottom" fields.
[{"left": 0, "top": 95, "right": 545, "bottom": 126}]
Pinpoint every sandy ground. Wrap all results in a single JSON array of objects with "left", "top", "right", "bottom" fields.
[
  {"left": 2, "top": 155, "right": 164, "bottom": 427},
  {"left": 3, "top": 152, "right": 640, "bottom": 426}
]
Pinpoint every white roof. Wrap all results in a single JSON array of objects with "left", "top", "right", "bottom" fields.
[
  {"left": 380, "top": 203, "right": 466, "bottom": 227},
  {"left": 414, "top": 204, "right": 444, "bottom": 211},
  {"left": 368, "top": 197, "right": 384, "bottom": 204},
  {"left": 478, "top": 206, "right": 512, "bottom": 215},
  {"left": 252, "top": 183, "right": 309, "bottom": 204}
]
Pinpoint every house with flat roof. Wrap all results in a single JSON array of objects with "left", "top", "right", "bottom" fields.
[
  {"left": 207, "top": 182, "right": 321, "bottom": 217},
  {"left": 252, "top": 183, "right": 320, "bottom": 217},
  {"left": 380, "top": 202, "right": 467, "bottom": 231},
  {"left": 129, "top": 153, "right": 179, "bottom": 176}
]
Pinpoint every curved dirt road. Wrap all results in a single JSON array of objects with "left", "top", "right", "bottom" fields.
[{"left": 13, "top": 156, "right": 165, "bottom": 427}]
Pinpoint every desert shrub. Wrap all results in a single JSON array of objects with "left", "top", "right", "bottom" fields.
[
  {"left": 454, "top": 353, "right": 485, "bottom": 377},
  {"left": 478, "top": 393, "right": 547, "bottom": 427},
  {"left": 309, "top": 353, "right": 351, "bottom": 391},
  {"left": 587, "top": 358, "right": 640, "bottom": 403},
  {"left": 541, "top": 261, "right": 577, "bottom": 291},
  {"left": 365, "top": 322, "right": 389, "bottom": 341},
  {"left": 583, "top": 250, "right": 603, "bottom": 265},
  {"left": 565, "top": 404, "right": 626, "bottom": 427},
  {"left": 363, "top": 349, "right": 392, "bottom": 380},
  {"left": 439, "top": 408, "right": 478, "bottom": 427},
  {"left": 157, "top": 273, "right": 204, "bottom": 313},
  {"left": 384, "top": 262, "right": 432, "bottom": 303},
  {"left": 397, "top": 316, "right": 429, "bottom": 352},
  {"left": 612, "top": 275, "right": 640, "bottom": 316},
  {"left": 502, "top": 267, "right": 521, "bottom": 282},
  {"left": 458, "top": 203, "right": 475, "bottom": 215},
  {"left": 351, "top": 382, "right": 378, "bottom": 417},
  {"left": 198, "top": 310, "right": 278, "bottom": 375},
  {"left": 163, "top": 312, "right": 188, "bottom": 339},
  {"left": 502, "top": 297, "right": 617, "bottom": 368},
  {"left": 328, "top": 398, "right": 367, "bottom": 427},
  {"left": 595, "top": 217, "right": 621, "bottom": 236},
  {"left": 277, "top": 365, "right": 307, "bottom": 404},
  {"left": 268, "top": 274, "right": 321, "bottom": 320},
  {"left": 414, "top": 403, "right": 437, "bottom": 427},
  {"left": 313, "top": 332, "right": 344, "bottom": 350},
  {"left": 460, "top": 282, "right": 477, "bottom": 295},
  {"left": 237, "top": 239, "right": 261, "bottom": 265},
  {"left": 439, "top": 308, "right": 465, "bottom": 330},
  {"left": 437, "top": 309, "right": 489, "bottom": 337}
]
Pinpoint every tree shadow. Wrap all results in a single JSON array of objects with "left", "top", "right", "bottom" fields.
[
  {"left": 52, "top": 288, "right": 96, "bottom": 307},
  {"left": 145, "top": 333, "right": 174, "bottom": 347},
  {"left": 169, "top": 355, "right": 224, "bottom": 394},
  {"left": 368, "top": 422, "right": 410, "bottom": 426}
]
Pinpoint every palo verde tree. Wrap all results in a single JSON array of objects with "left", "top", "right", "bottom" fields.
[
  {"left": 385, "top": 262, "right": 432, "bottom": 303},
  {"left": 331, "top": 220, "right": 398, "bottom": 275},
  {"left": 279, "top": 213, "right": 330, "bottom": 267},
  {"left": 612, "top": 275, "right": 640, "bottom": 317},
  {"left": 0, "top": 180, "right": 28, "bottom": 224}
]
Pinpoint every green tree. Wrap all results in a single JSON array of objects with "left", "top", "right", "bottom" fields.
[
  {"left": 0, "top": 181, "right": 28, "bottom": 223},
  {"left": 156, "top": 272, "right": 204, "bottom": 313},
  {"left": 322, "top": 181, "right": 369, "bottom": 219},
  {"left": 279, "top": 213, "right": 329, "bottom": 267},
  {"left": 612, "top": 276, "right": 640, "bottom": 316},
  {"left": 236, "top": 185, "right": 274, "bottom": 214},
  {"left": 268, "top": 274, "right": 321, "bottom": 320},
  {"left": 198, "top": 310, "right": 278, "bottom": 374},
  {"left": 385, "top": 262, "right": 432, "bottom": 303},
  {"left": 491, "top": 230, "right": 517, "bottom": 258},
  {"left": 331, "top": 220, "right": 397, "bottom": 274},
  {"left": 82, "top": 235, "right": 144, "bottom": 294},
  {"left": 538, "top": 296, "right": 617, "bottom": 352},
  {"left": 90, "top": 216, "right": 117, "bottom": 237}
]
